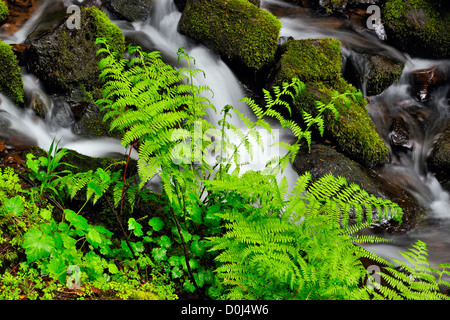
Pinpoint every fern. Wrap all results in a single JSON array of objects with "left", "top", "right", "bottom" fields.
[
  {"left": 378, "top": 240, "right": 450, "bottom": 300},
  {"left": 95, "top": 40, "right": 448, "bottom": 300}
]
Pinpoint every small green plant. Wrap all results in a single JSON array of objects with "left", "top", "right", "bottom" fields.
[{"left": 26, "top": 138, "right": 74, "bottom": 200}]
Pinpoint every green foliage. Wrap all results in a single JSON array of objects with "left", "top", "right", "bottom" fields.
[
  {"left": 1, "top": 40, "right": 446, "bottom": 300},
  {"left": 206, "top": 170, "right": 400, "bottom": 299},
  {"left": 0, "top": 167, "right": 52, "bottom": 272},
  {"left": 0, "top": 40, "right": 24, "bottom": 104},
  {"left": 94, "top": 40, "right": 423, "bottom": 301},
  {"left": 0, "top": 1, "right": 9, "bottom": 24},
  {"left": 26, "top": 138, "right": 74, "bottom": 200},
  {"left": 86, "top": 7, "right": 125, "bottom": 57},
  {"left": 378, "top": 240, "right": 450, "bottom": 300}
]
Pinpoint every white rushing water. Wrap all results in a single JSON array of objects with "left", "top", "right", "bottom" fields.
[{"left": 124, "top": 0, "right": 299, "bottom": 189}]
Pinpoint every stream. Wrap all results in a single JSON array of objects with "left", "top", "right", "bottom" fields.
[{"left": 1, "top": 0, "right": 450, "bottom": 271}]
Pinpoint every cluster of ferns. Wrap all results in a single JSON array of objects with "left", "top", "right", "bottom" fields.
[{"left": 93, "top": 37, "right": 450, "bottom": 300}]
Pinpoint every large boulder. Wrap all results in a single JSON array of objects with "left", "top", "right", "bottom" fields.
[
  {"left": 343, "top": 47, "right": 405, "bottom": 97},
  {"left": 24, "top": 7, "right": 125, "bottom": 96},
  {"left": 0, "top": 40, "right": 24, "bottom": 104},
  {"left": 268, "top": 38, "right": 389, "bottom": 168},
  {"left": 178, "top": 0, "right": 281, "bottom": 77},
  {"left": 382, "top": 0, "right": 450, "bottom": 59}
]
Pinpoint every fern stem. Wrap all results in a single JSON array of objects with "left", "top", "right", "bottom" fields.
[
  {"left": 170, "top": 204, "right": 207, "bottom": 300},
  {"left": 104, "top": 194, "right": 136, "bottom": 258}
]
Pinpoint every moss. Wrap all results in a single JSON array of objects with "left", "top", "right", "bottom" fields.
[
  {"left": 0, "top": 1, "right": 9, "bottom": 24},
  {"left": 272, "top": 38, "right": 342, "bottom": 84},
  {"left": 86, "top": 7, "right": 125, "bottom": 56},
  {"left": 179, "top": 0, "right": 281, "bottom": 73},
  {"left": 297, "top": 79, "right": 389, "bottom": 167},
  {"left": 270, "top": 39, "right": 389, "bottom": 167},
  {"left": 382, "top": 0, "right": 450, "bottom": 58},
  {"left": 0, "top": 41, "right": 24, "bottom": 104}
]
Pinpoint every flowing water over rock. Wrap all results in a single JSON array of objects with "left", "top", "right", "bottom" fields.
[{"left": 260, "top": 0, "right": 450, "bottom": 266}]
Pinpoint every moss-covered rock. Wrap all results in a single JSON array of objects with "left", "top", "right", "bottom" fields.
[
  {"left": 382, "top": 0, "right": 450, "bottom": 59},
  {"left": 0, "top": 40, "right": 24, "bottom": 104},
  {"left": 0, "top": 0, "right": 9, "bottom": 24},
  {"left": 25, "top": 7, "right": 125, "bottom": 96},
  {"left": 269, "top": 38, "right": 389, "bottom": 168},
  {"left": 179, "top": 0, "right": 281, "bottom": 74}
]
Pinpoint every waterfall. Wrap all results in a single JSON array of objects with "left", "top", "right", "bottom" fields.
[{"left": 124, "top": 0, "right": 300, "bottom": 189}]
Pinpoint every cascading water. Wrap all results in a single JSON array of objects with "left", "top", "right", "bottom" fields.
[
  {"left": 121, "top": 0, "right": 300, "bottom": 189},
  {"left": 263, "top": 0, "right": 450, "bottom": 268}
]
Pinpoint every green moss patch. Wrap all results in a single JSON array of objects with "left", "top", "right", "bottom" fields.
[
  {"left": 383, "top": 0, "right": 450, "bottom": 59},
  {"left": 0, "top": 1, "right": 9, "bottom": 24},
  {"left": 270, "top": 39, "right": 389, "bottom": 168},
  {"left": 179, "top": 0, "right": 281, "bottom": 73},
  {"left": 0, "top": 40, "right": 24, "bottom": 105}
]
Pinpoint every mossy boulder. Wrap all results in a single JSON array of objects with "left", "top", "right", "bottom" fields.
[
  {"left": 178, "top": 0, "right": 281, "bottom": 75},
  {"left": 0, "top": 0, "right": 9, "bottom": 24},
  {"left": 382, "top": 0, "right": 450, "bottom": 59},
  {"left": 25, "top": 7, "right": 125, "bottom": 96},
  {"left": 0, "top": 40, "right": 24, "bottom": 105},
  {"left": 269, "top": 38, "right": 389, "bottom": 168}
]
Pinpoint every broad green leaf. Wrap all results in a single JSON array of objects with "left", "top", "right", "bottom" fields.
[
  {"left": 148, "top": 217, "right": 164, "bottom": 232},
  {"left": 87, "top": 228, "right": 102, "bottom": 247},
  {"left": 128, "top": 218, "right": 144, "bottom": 237},
  {"left": 156, "top": 235, "right": 171, "bottom": 248},
  {"left": 2, "top": 196, "right": 24, "bottom": 216},
  {"left": 152, "top": 247, "right": 167, "bottom": 262},
  {"left": 22, "top": 228, "right": 55, "bottom": 262}
]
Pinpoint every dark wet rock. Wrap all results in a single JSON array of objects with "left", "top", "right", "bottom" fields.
[
  {"left": 293, "top": 141, "right": 425, "bottom": 231},
  {"left": 24, "top": 7, "right": 125, "bottom": 96},
  {"left": 104, "top": 0, "right": 152, "bottom": 22},
  {"left": 408, "top": 64, "right": 450, "bottom": 102},
  {"left": 389, "top": 116, "right": 413, "bottom": 152},
  {"left": 428, "top": 122, "right": 450, "bottom": 192},
  {"left": 309, "top": 0, "right": 380, "bottom": 14},
  {"left": 174, "top": 0, "right": 186, "bottom": 12},
  {"left": 50, "top": 96, "right": 76, "bottom": 128},
  {"left": 342, "top": 47, "right": 405, "bottom": 97},
  {"left": 72, "top": 103, "right": 120, "bottom": 139}
]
